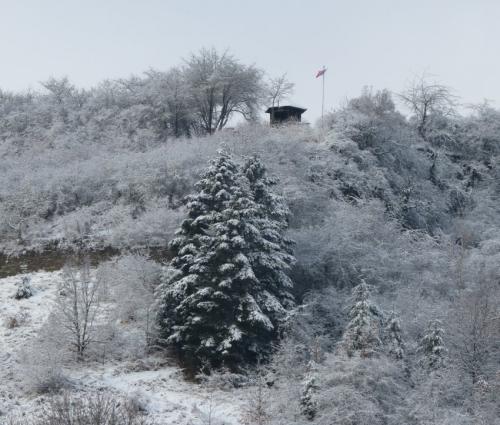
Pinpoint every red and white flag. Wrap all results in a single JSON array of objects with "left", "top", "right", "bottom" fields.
[{"left": 316, "top": 67, "right": 327, "bottom": 78}]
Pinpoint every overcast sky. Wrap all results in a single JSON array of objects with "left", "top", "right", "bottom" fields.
[{"left": 1, "top": 0, "right": 498, "bottom": 122}]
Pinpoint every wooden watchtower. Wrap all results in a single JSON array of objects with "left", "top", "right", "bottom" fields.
[{"left": 266, "top": 105, "right": 307, "bottom": 126}]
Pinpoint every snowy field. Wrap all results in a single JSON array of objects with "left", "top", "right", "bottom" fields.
[{"left": 0, "top": 271, "right": 247, "bottom": 424}]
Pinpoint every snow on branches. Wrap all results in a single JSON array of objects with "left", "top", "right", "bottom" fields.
[{"left": 156, "top": 152, "right": 295, "bottom": 371}]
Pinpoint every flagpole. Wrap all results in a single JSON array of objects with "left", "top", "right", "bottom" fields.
[{"left": 321, "top": 66, "right": 325, "bottom": 131}]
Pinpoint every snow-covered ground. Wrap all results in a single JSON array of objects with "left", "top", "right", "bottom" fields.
[
  {"left": 0, "top": 271, "right": 246, "bottom": 424},
  {"left": 0, "top": 271, "right": 61, "bottom": 416}
]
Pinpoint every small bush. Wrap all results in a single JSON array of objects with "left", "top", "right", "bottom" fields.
[
  {"left": 32, "top": 371, "right": 72, "bottom": 395},
  {"left": 6, "top": 391, "right": 151, "bottom": 425},
  {"left": 4, "top": 312, "right": 29, "bottom": 329},
  {"left": 19, "top": 322, "right": 72, "bottom": 395},
  {"left": 14, "top": 276, "right": 33, "bottom": 300}
]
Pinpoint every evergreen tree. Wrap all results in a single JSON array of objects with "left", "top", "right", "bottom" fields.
[
  {"left": 340, "top": 281, "right": 383, "bottom": 357},
  {"left": 385, "top": 311, "right": 405, "bottom": 360},
  {"left": 242, "top": 156, "right": 295, "bottom": 315},
  {"left": 168, "top": 151, "right": 240, "bottom": 275},
  {"left": 156, "top": 151, "right": 241, "bottom": 363},
  {"left": 157, "top": 153, "right": 295, "bottom": 371},
  {"left": 300, "top": 361, "right": 319, "bottom": 420},
  {"left": 243, "top": 155, "right": 290, "bottom": 229},
  {"left": 418, "top": 319, "right": 446, "bottom": 370},
  {"left": 14, "top": 275, "right": 33, "bottom": 300}
]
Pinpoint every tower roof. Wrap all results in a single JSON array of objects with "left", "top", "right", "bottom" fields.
[{"left": 265, "top": 105, "right": 307, "bottom": 114}]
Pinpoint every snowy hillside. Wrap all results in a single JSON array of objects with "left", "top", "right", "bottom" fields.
[
  {"left": 1, "top": 270, "right": 247, "bottom": 424},
  {"left": 1, "top": 72, "right": 499, "bottom": 424}
]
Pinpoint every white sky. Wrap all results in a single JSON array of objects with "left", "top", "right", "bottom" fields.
[{"left": 0, "top": 0, "right": 499, "bottom": 122}]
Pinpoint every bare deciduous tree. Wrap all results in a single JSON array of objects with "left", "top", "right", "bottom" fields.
[
  {"left": 145, "top": 68, "right": 193, "bottom": 138},
  {"left": 450, "top": 282, "right": 500, "bottom": 385},
  {"left": 55, "top": 258, "right": 103, "bottom": 361},
  {"left": 266, "top": 73, "right": 295, "bottom": 122},
  {"left": 399, "top": 74, "right": 458, "bottom": 140},
  {"left": 184, "top": 48, "right": 264, "bottom": 134},
  {"left": 243, "top": 367, "right": 270, "bottom": 425}
]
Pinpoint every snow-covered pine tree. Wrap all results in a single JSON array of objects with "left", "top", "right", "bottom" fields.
[
  {"left": 191, "top": 186, "right": 279, "bottom": 367},
  {"left": 15, "top": 275, "right": 33, "bottom": 300},
  {"left": 242, "top": 156, "right": 295, "bottom": 323},
  {"left": 243, "top": 155, "right": 290, "bottom": 229},
  {"left": 156, "top": 151, "right": 241, "bottom": 358},
  {"left": 157, "top": 153, "right": 295, "bottom": 371},
  {"left": 169, "top": 151, "right": 240, "bottom": 274},
  {"left": 340, "top": 280, "right": 383, "bottom": 357},
  {"left": 418, "top": 319, "right": 446, "bottom": 370},
  {"left": 385, "top": 311, "right": 405, "bottom": 360},
  {"left": 300, "top": 361, "right": 319, "bottom": 420}
]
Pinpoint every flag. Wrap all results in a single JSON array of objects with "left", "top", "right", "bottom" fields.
[{"left": 316, "top": 68, "right": 327, "bottom": 78}]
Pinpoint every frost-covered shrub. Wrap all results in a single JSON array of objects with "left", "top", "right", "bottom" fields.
[
  {"left": 281, "top": 286, "right": 347, "bottom": 362},
  {"left": 199, "top": 367, "right": 249, "bottom": 390},
  {"left": 403, "top": 368, "right": 486, "bottom": 425},
  {"left": 0, "top": 132, "right": 219, "bottom": 253},
  {"left": 242, "top": 369, "right": 272, "bottom": 425},
  {"left": 448, "top": 282, "right": 500, "bottom": 385},
  {"left": 14, "top": 276, "right": 33, "bottom": 300},
  {"left": 7, "top": 391, "right": 150, "bottom": 425},
  {"left": 19, "top": 333, "right": 72, "bottom": 395},
  {"left": 98, "top": 254, "right": 161, "bottom": 326},
  {"left": 291, "top": 198, "right": 447, "bottom": 292},
  {"left": 3, "top": 311, "right": 29, "bottom": 329},
  {"left": 321, "top": 87, "right": 493, "bottom": 234},
  {"left": 268, "top": 353, "right": 408, "bottom": 425}
]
